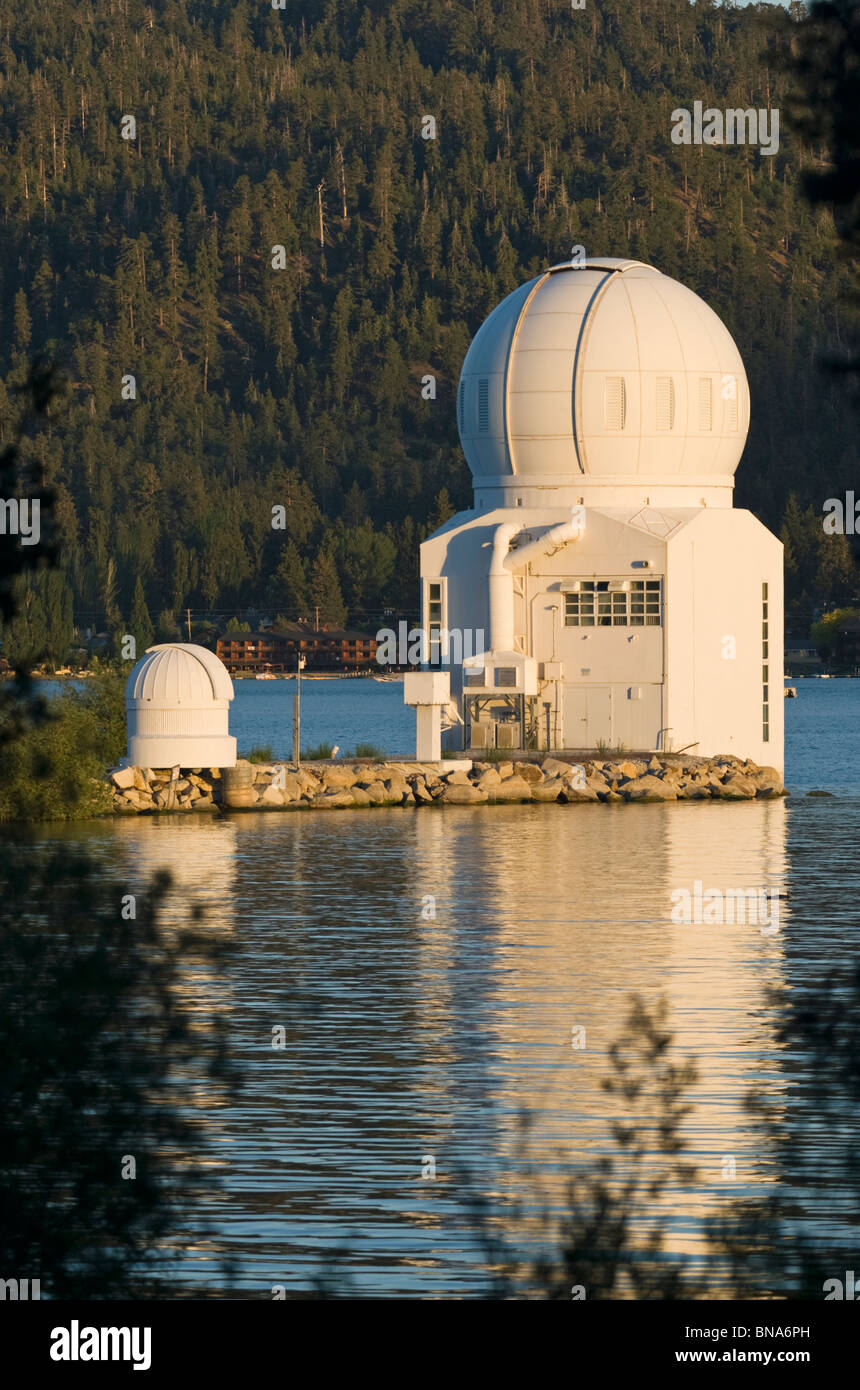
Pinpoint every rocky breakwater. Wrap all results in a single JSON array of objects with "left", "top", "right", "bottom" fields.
[
  {"left": 108, "top": 764, "right": 220, "bottom": 813},
  {"left": 107, "top": 754, "right": 786, "bottom": 814}
]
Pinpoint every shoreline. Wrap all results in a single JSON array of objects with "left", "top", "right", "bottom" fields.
[{"left": 108, "top": 753, "right": 787, "bottom": 815}]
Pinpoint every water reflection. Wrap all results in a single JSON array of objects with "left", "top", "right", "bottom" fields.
[{"left": 69, "top": 799, "right": 792, "bottom": 1295}]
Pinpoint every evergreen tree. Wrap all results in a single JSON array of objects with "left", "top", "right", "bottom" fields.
[
  {"left": 129, "top": 577, "right": 154, "bottom": 655},
  {"left": 310, "top": 546, "right": 347, "bottom": 628}
]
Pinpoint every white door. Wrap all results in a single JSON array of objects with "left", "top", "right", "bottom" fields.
[{"left": 563, "top": 685, "right": 613, "bottom": 749}]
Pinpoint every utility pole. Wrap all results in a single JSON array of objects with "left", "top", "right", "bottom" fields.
[
  {"left": 293, "top": 651, "right": 306, "bottom": 766},
  {"left": 186, "top": 608, "right": 192, "bottom": 641}
]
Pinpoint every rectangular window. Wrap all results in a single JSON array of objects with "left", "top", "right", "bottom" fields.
[
  {"left": 425, "top": 578, "right": 447, "bottom": 666},
  {"left": 762, "top": 582, "right": 769, "bottom": 741},
  {"left": 564, "top": 578, "right": 662, "bottom": 627}
]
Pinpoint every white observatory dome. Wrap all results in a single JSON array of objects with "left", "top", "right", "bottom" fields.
[
  {"left": 125, "top": 643, "right": 237, "bottom": 770},
  {"left": 457, "top": 259, "right": 749, "bottom": 507}
]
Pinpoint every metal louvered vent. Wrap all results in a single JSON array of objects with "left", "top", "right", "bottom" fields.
[
  {"left": 458, "top": 379, "right": 466, "bottom": 433},
  {"left": 699, "top": 377, "right": 713, "bottom": 431},
  {"left": 604, "top": 376, "right": 627, "bottom": 430},
  {"left": 724, "top": 381, "right": 738, "bottom": 431},
  {"left": 478, "top": 378, "right": 489, "bottom": 432},
  {"left": 656, "top": 376, "right": 675, "bottom": 431}
]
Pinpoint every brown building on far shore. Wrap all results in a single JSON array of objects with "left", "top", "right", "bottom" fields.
[{"left": 216, "top": 624, "right": 378, "bottom": 674}]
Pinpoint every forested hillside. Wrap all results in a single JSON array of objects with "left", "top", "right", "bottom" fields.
[{"left": 0, "top": 0, "right": 856, "bottom": 661}]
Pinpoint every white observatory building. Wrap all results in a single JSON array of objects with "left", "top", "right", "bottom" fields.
[
  {"left": 404, "top": 258, "right": 783, "bottom": 769},
  {"left": 126, "top": 643, "right": 237, "bottom": 769}
]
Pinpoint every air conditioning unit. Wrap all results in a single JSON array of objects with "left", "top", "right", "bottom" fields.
[
  {"left": 469, "top": 722, "right": 495, "bottom": 750},
  {"left": 496, "top": 724, "right": 519, "bottom": 749}
]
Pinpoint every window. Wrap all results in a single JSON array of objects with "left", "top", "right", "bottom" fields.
[
  {"left": 699, "top": 377, "right": 713, "bottom": 431},
  {"left": 425, "top": 578, "right": 447, "bottom": 666},
  {"left": 564, "top": 579, "right": 662, "bottom": 627},
  {"left": 605, "top": 376, "right": 627, "bottom": 430},
  {"left": 762, "top": 582, "right": 769, "bottom": 741},
  {"left": 656, "top": 376, "right": 675, "bottom": 431}
]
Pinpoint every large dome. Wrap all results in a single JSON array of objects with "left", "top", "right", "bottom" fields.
[{"left": 457, "top": 259, "right": 749, "bottom": 504}]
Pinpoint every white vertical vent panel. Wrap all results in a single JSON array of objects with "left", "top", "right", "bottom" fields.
[
  {"left": 458, "top": 379, "right": 466, "bottom": 434},
  {"left": 656, "top": 376, "right": 675, "bottom": 431},
  {"left": 478, "top": 377, "right": 489, "bottom": 432},
  {"left": 699, "top": 377, "right": 713, "bottom": 431},
  {"left": 604, "top": 376, "right": 627, "bottom": 430}
]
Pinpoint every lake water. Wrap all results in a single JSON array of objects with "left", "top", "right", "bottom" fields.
[{"left": 21, "top": 678, "right": 860, "bottom": 1295}]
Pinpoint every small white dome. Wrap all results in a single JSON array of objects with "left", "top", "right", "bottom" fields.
[
  {"left": 125, "top": 643, "right": 237, "bottom": 769},
  {"left": 457, "top": 259, "right": 749, "bottom": 500},
  {"left": 126, "top": 643, "right": 234, "bottom": 706}
]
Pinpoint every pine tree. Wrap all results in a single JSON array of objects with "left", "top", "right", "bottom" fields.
[
  {"left": 310, "top": 547, "right": 347, "bottom": 628},
  {"left": 270, "top": 540, "right": 309, "bottom": 617},
  {"left": 129, "top": 577, "right": 154, "bottom": 654}
]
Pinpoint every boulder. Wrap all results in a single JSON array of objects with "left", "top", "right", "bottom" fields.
[
  {"left": 623, "top": 775, "right": 677, "bottom": 802},
  {"left": 109, "top": 765, "right": 136, "bottom": 790},
  {"left": 444, "top": 770, "right": 472, "bottom": 786},
  {"left": 617, "top": 760, "right": 645, "bottom": 780},
  {"left": 647, "top": 755, "right": 662, "bottom": 772},
  {"left": 383, "top": 775, "right": 409, "bottom": 801},
  {"left": 321, "top": 766, "right": 358, "bottom": 789},
  {"left": 487, "top": 775, "right": 533, "bottom": 802},
  {"left": 358, "top": 781, "right": 388, "bottom": 804},
  {"left": 438, "top": 782, "right": 488, "bottom": 804},
  {"left": 312, "top": 789, "right": 356, "bottom": 809},
  {"left": 475, "top": 768, "right": 501, "bottom": 787},
  {"left": 412, "top": 781, "right": 434, "bottom": 804},
  {"left": 260, "top": 783, "right": 286, "bottom": 806},
  {"left": 719, "top": 774, "right": 758, "bottom": 800},
  {"left": 513, "top": 761, "right": 544, "bottom": 783},
  {"left": 750, "top": 766, "right": 786, "bottom": 797},
  {"left": 541, "top": 756, "right": 575, "bottom": 778},
  {"left": 676, "top": 781, "right": 710, "bottom": 800},
  {"left": 560, "top": 783, "right": 600, "bottom": 803},
  {"left": 531, "top": 778, "right": 565, "bottom": 802}
]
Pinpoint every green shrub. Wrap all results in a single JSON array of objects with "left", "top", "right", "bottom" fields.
[
  {"left": 242, "top": 745, "right": 274, "bottom": 764},
  {"left": 302, "top": 741, "right": 333, "bottom": 760},
  {"left": 0, "top": 673, "right": 125, "bottom": 822},
  {"left": 350, "top": 742, "right": 387, "bottom": 759}
]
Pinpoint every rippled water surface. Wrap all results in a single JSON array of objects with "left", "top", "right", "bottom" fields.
[{"left": 25, "top": 679, "right": 860, "bottom": 1295}]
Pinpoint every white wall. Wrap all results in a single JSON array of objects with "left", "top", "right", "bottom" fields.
[{"left": 664, "top": 510, "right": 784, "bottom": 770}]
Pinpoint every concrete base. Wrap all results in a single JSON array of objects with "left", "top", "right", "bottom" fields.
[{"left": 127, "top": 734, "right": 237, "bottom": 769}]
